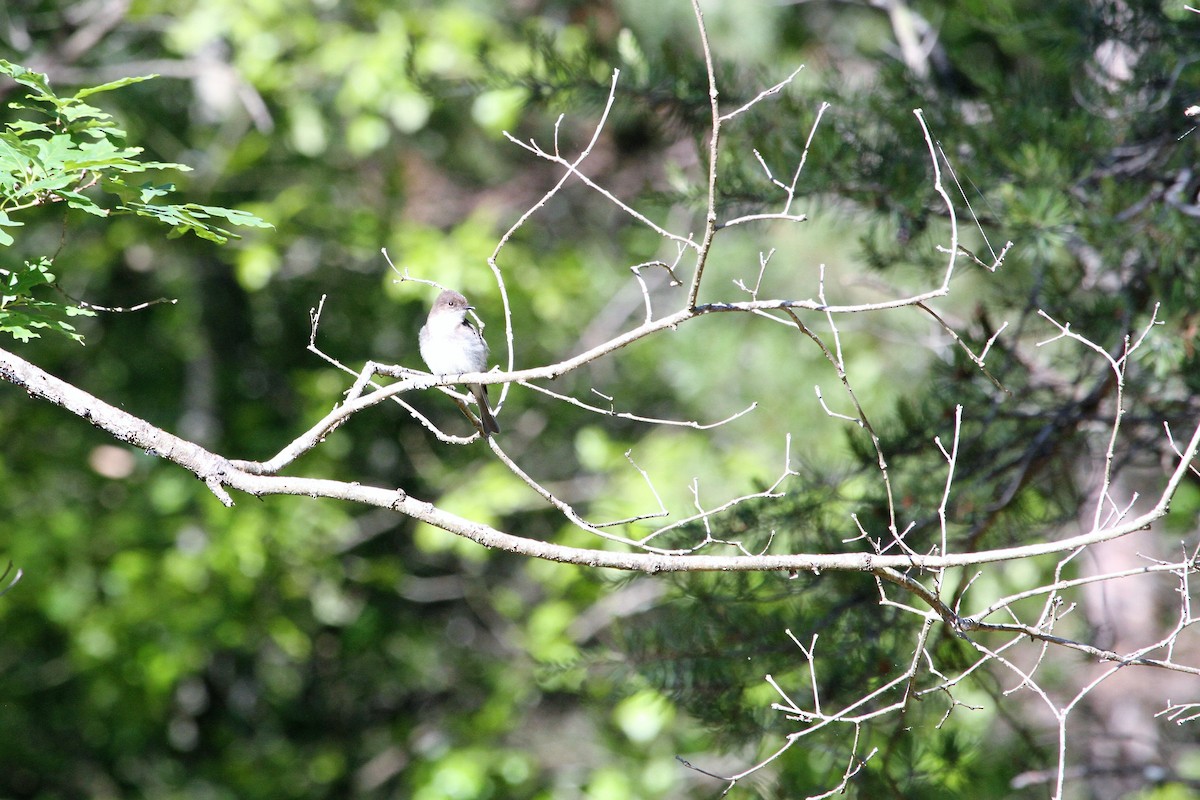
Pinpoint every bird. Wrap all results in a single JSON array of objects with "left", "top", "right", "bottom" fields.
[{"left": 418, "top": 289, "right": 500, "bottom": 437}]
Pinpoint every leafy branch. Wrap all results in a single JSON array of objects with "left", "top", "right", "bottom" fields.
[{"left": 0, "top": 60, "right": 271, "bottom": 343}]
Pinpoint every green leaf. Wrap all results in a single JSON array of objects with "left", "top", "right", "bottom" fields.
[
  {"left": 0, "top": 60, "right": 269, "bottom": 305},
  {"left": 2, "top": 259, "right": 55, "bottom": 299},
  {"left": 73, "top": 74, "right": 158, "bottom": 100},
  {"left": 0, "top": 259, "right": 90, "bottom": 343},
  {"left": 0, "top": 209, "right": 21, "bottom": 246},
  {"left": 21, "top": 171, "right": 75, "bottom": 195},
  {"left": 61, "top": 192, "right": 109, "bottom": 216},
  {"left": 138, "top": 183, "right": 175, "bottom": 202},
  {"left": 6, "top": 120, "right": 53, "bottom": 135},
  {"left": 0, "top": 60, "right": 54, "bottom": 97},
  {"left": 0, "top": 317, "right": 44, "bottom": 341},
  {"left": 0, "top": 135, "right": 37, "bottom": 172},
  {"left": 191, "top": 204, "right": 275, "bottom": 230},
  {"left": 0, "top": 309, "right": 85, "bottom": 343},
  {"left": 59, "top": 101, "right": 112, "bottom": 125},
  {"left": 122, "top": 201, "right": 273, "bottom": 243},
  {"left": 135, "top": 161, "right": 192, "bottom": 172}
]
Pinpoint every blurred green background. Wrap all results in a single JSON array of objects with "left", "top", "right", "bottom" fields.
[{"left": 3, "top": 1, "right": 1200, "bottom": 798}]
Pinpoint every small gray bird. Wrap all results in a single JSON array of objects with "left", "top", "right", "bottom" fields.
[{"left": 418, "top": 289, "right": 500, "bottom": 436}]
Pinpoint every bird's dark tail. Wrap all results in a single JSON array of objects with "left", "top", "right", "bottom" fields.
[{"left": 473, "top": 385, "right": 500, "bottom": 437}]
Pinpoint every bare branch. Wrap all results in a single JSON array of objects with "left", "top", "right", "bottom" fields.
[
  {"left": 719, "top": 65, "right": 805, "bottom": 122},
  {"left": 684, "top": 0, "right": 722, "bottom": 308}
]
